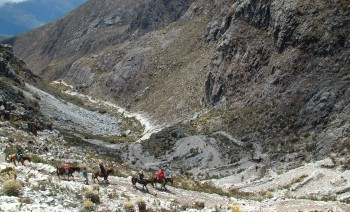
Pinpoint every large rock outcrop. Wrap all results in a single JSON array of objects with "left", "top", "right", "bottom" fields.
[
  {"left": 0, "top": 44, "right": 44, "bottom": 134},
  {"left": 203, "top": 0, "right": 349, "bottom": 159}
]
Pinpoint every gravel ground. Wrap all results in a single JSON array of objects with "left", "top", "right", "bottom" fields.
[{"left": 27, "top": 84, "right": 121, "bottom": 136}]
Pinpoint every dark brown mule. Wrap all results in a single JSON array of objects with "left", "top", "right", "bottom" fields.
[
  {"left": 10, "top": 154, "right": 31, "bottom": 166},
  {"left": 131, "top": 177, "right": 154, "bottom": 191},
  {"left": 152, "top": 176, "right": 173, "bottom": 190},
  {"left": 57, "top": 166, "right": 81, "bottom": 180},
  {"left": 92, "top": 169, "right": 114, "bottom": 183}
]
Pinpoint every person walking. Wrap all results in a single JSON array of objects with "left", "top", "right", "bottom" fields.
[
  {"left": 82, "top": 167, "right": 89, "bottom": 185},
  {"left": 4, "top": 143, "right": 10, "bottom": 161},
  {"left": 16, "top": 146, "right": 23, "bottom": 161}
]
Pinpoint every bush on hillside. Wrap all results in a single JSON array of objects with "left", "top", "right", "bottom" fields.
[
  {"left": 3, "top": 179, "right": 21, "bottom": 196},
  {"left": 84, "top": 190, "right": 100, "bottom": 203},
  {"left": 228, "top": 203, "right": 241, "bottom": 212},
  {"left": 194, "top": 199, "right": 205, "bottom": 209},
  {"left": 137, "top": 198, "right": 147, "bottom": 211},
  {"left": 124, "top": 201, "right": 135, "bottom": 212},
  {"left": 82, "top": 200, "right": 94, "bottom": 211}
]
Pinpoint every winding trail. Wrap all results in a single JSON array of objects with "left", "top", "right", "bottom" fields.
[
  {"left": 27, "top": 82, "right": 163, "bottom": 142},
  {"left": 0, "top": 84, "right": 345, "bottom": 211}
]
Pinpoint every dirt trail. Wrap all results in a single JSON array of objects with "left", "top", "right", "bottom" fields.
[{"left": 9, "top": 83, "right": 349, "bottom": 211}]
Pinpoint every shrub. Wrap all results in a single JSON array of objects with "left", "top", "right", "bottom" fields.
[
  {"left": 92, "top": 184, "right": 99, "bottom": 191},
  {"left": 85, "top": 190, "right": 100, "bottom": 203},
  {"left": 194, "top": 199, "right": 205, "bottom": 209},
  {"left": 137, "top": 199, "right": 146, "bottom": 212},
  {"left": 3, "top": 179, "right": 21, "bottom": 196},
  {"left": 20, "top": 197, "right": 33, "bottom": 204},
  {"left": 124, "top": 201, "right": 135, "bottom": 212},
  {"left": 0, "top": 167, "right": 16, "bottom": 182},
  {"left": 33, "top": 92, "right": 41, "bottom": 100},
  {"left": 83, "top": 200, "right": 94, "bottom": 211},
  {"left": 228, "top": 203, "right": 241, "bottom": 212}
]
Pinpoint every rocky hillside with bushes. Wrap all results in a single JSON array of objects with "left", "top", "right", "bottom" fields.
[
  {"left": 1, "top": 0, "right": 349, "bottom": 209},
  {"left": 1, "top": 83, "right": 350, "bottom": 211},
  {"left": 0, "top": 44, "right": 45, "bottom": 135},
  {"left": 7, "top": 0, "right": 349, "bottom": 165}
]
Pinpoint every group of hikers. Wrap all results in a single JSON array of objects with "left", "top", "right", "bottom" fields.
[
  {"left": 65, "top": 162, "right": 167, "bottom": 188},
  {"left": 3, "top": 143, "right": 168, "bottom": 188},
  {"left": 139, "top": 168, "right": 166, "bottom": 182},
  {"left": 69, "top": 162, "right": 168, "bottom": 188}
]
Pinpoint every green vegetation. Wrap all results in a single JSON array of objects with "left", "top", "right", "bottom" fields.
[
  {"left": 85, "top": 190, "right": 100, "bottom": 203},
  {"left": 194, "top": 199, "right": 205, "bottom": 209},
  {"left": 82, "top": 200, "right": 94, "bottom": 211},
  {"left": 62, "top": 129, "right": 140, "bottom": 145},
  {"left": 283, "top": 174, "right": 308, "bottom": 190},
  {"left": 0, "top": 167, "right": 16, "bottom": 182},
  {"left": 3, "top": 179, "right": 21, "bottom": 196},
  {"left": 30, "top": 154, "right": 62, "bottom": 168},
  {"left": 137, "top": 199, "right": 146, "bottom": 211},
  {"left": 123, "top": 201, "right": 135, "bottom": 212},
  {"left": 228, "top": 204, "right": 242, "bottom": 212}
]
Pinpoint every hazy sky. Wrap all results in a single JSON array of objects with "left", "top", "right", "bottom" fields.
[{"left": 0, "top": 0, "right": 29, "bottom": 7}]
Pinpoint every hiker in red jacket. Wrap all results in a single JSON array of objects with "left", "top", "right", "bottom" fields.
[{"left": 157, "top": 168, "right": 165, "bottom": 184}]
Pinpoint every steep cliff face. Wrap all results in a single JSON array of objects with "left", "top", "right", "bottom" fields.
[
  {"left": 203, "top": 0, "right": 350, "bottom": 159},
  {"left": 0, "top": 44, "right": 44, "bottom": 134},
  {"left": 0, "top": 44, "right": 38, "bottom": 84}
]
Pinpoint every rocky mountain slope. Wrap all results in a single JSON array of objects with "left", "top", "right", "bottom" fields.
[
  {"left": 7, "top": 0, "right": 350, "bottom": 168},
  {"left": 1, "top": 84, "right": 350, "bottom": 211},
  {"left": 1, "top": 0, "right": 350, "bottom": 210},
  {"left": 0, "top": 42, "right": 350, "bottom": 210},
  {"left": 0, "top": 44, "right": 45, "bottom": 136}
]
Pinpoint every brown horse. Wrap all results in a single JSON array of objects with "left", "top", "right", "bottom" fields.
[
  {"left": 131, "top": 176, "right": 154, "bottom": 191},
  {"left": 152, "top": 176, "right": 173, "bottom": 190},
  {"left": 10, "top": 154, "right": 31, "bottom": 166},
  {"left": 57, "top": 166, "right": 81, "bottom": 180},
  {"left": 92, "top": 169, "right": 114, "bottom": 183}
]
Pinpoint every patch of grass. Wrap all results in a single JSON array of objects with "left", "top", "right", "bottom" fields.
[
  {"left": 85, "top": 190, "right": 100, "bottom": 204},
  {"left": 92, "top": 184, "right": 99, "bottom": 192},
  {"left": 61, "top": 128, "right": 138, "bottom": 148},
  {"left": 3, "top": 179, "right": 21, "bottom": 196},
  {"left": 170, "top": 199, "right": 180, "bottom": 211},
  {"left": 121, "top": 192, "right": 131, "bottom": 201},
  {"left": 0, "top": 167, "right": 17, "bottom": 182},
  {"left": 296, "top": 194, "right": 337, "bottom": 202},
  {"left": 194, "top": 199, "right": 205, "bottom": 209},
  {"left": 174, "top": 177, "right": 258, "bottom": 200},
  {"left": 37, "top": 82, "right": 85, "bottom": 108},
  {"left": 82, "top": 200, "right": 94, "bottom": 211},
  {"left": 32, "top": 181, "right": 50, "bottom": 191},
  {"left": 228, "top": 203, "right": 242, "bottom": 212},
  {"left": 20, "top": 197, "right": 33, "bottom": 204},
  {"left": 124, "top": 201, "right": 135, "bottom": 212},
  {"left": 320, "top": 195, "right": 337, "bottom": 202},
  {"left": 30, "top": 154, "right": 62, "bottom": 168},
  {"left": 137, "top": 199, "right": 146, "bottom": 211},
  {"left": 281, "top": 174, "right": 308, "bottom": 190}
]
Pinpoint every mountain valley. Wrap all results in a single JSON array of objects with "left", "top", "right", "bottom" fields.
[{"left": 0, "top": 0, "right": 350, "bottom": 211}]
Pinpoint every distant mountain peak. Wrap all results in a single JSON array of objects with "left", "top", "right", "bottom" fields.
[{"left": 0, "top": 0, "right": 86, "bottom": 36}]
